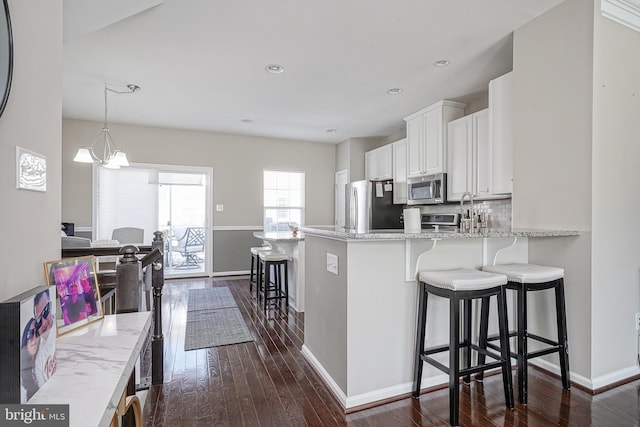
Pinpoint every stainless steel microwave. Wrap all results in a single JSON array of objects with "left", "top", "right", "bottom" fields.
[{"left": 407, "top": 173, "right": 446, "bottom": 205}]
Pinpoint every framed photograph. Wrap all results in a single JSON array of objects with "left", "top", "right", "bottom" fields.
[
  {"left": 0, "top": 285, "right": 57, "bottom": 403},
  {"left": 43, "top": 256, "right": 103, "bottom": 336},
  {"left": 16, "top": 146, "right": 47, "bottom": 192}
]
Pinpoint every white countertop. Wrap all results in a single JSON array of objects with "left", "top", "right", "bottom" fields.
[
  {"left": 29, "top": 312, "right": 152, "bottom": 427},
  {"left": 300, "top": 226, "right": 580, "bottom": 240},
  {"left": 254, "top": 231, "right": 305, "bottom": 242}
]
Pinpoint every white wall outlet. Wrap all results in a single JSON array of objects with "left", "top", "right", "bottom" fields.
[
  {"left": 636, "top": 312, "right": 640, "bottom": 330},
  {"left": 216, "top": 204, "right": 224, "bottom": 212},
  {"left": 327, "top": 253, "right": 338, "bottom": 275}
]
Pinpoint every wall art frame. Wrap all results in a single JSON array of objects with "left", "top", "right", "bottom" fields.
[{"left": 16, "top": 146, "right": 47, "bottom": 192}]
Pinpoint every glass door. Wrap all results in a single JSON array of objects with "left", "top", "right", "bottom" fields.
[{"left": 158, "top": 171, "right": 208, "bottom": 277}]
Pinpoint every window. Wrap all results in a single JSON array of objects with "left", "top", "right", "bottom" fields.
[{"left": 263, "top": 170, "right": 305, "bottom": 232}]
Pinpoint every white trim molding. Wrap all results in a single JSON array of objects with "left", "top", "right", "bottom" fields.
[{"left": 602, "top": 0, "right": 640, "bottom": 32}]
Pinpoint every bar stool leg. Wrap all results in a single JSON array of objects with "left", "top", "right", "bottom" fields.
[
  {"left": 449, "top": 294, "right": 460, "bottom": 427},
  {"left": 462, "top": 299, "right": 472, "bottom": 384},
  {"left": 256, "top": 259, "right": 260, "bottom": 300},
  {"left": 497, "top": 288, "right": 515, "bottom": 409},
  {"left": 412, "top": 282, "right": 428, "bottom": 398},
  {"left": 263, "top": 262, "right": 271, "bottom": 310},
  {"left": 555, "top": 280, "right": 571, "bottom": 389},
  {"left": 475, "top": 296, "right": 491, "bottom": 381},
  {"left": 250, "top": 254, "right": 255, "bottom": 292},
  {"left": 516, "top": 284, "right": 528, "bottom": 404},
  {"left": 283, "top": 261, "right": 289, "bottom": 307}
]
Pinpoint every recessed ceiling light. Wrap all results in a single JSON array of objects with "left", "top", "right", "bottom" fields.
[
  {"left": 387, "top": 88, "right": 403, "bottom": 95},
  {"left": 326, "top": 129, "right": 337, "bottom": 133},
  {"left": 265, "top": 64, "right": 284, "bottom": 74},
  {"left": 434, "top": 59, "right": 450, "bottom": 67}
]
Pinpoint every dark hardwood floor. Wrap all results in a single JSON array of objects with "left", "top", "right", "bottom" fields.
[{"left": 142, "top": 277, "right": 640, "bottom": 426}]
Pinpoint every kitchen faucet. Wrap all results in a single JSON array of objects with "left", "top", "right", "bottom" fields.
[{"left": 460, "top": 191, "right": 474, "bottom": 232}]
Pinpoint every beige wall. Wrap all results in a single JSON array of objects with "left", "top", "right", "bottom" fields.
[
  {"left": 62, "top": 119, "right": 336, "bottom": 229},
  {"left": 513, "top": 0, "right": 594, "bottom": 381},
  {"left": 334, "top": 137, "right": 387, "bottom": 184},
  {"left": 0, "top": 0, "right": 62, "bottom": 302},
  {"left": 514, "top": 0, "right": 640, "bottom": 386},
  {"left": 591, "top": 3, "right": 640, "bottom": 379}
]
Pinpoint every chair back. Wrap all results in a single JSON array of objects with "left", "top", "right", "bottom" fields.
[
  {"left": 112, "top": 227, "right": 144, "bottom": 244},
  {"left": 183, "top": 227, "right": 205, "bottom": 253}
]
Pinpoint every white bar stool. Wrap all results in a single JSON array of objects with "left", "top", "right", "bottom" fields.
[
  {"left": 479, "top": 263, "right": 570, "bottom": 405},
  {"left": 249, "top": 245, "right": 271, "bottom": 293},
  {"left": 257, "top": 251, "right": 290, "bottom": 310},
  {"left": 413, "top": 268, "right": 514, "bottom": 426}
]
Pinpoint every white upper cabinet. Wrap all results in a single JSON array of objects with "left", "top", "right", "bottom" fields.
[
  {"left": 488, "top": 71, "right": 513, "bottom": 194},
  {"left": 447, "top": 109, "right": 489, "bottom": 201},
  {"left": 392, "top": 138, "right": 407, "bottom": 204},
  {"left": 404, "top": 100, "right": 466, "bottom": 178},
  {"left": 365, "top": 144, "right": 393, "bottom": 181}
]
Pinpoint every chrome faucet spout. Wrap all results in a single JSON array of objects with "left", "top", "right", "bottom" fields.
[{"left": 460, "top": 192, "right": 474, "bottom": 232}]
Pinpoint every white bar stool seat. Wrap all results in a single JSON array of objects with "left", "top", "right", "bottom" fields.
[{"left": 483, "top": 263, "right": 564, "bottom": 284}]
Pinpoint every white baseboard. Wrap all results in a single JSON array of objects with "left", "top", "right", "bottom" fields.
[
  {"left": 300, "top": 345, "right": 347, "bottom": 407},
  {"left": 211, "top": 270, "right": 249, "bottom": 277},
  {"left": 532, "top": 358, "right": 640, "bottom": 391},
  {"left": 301, "top": 345, "right": 451, "bottom": 409}
]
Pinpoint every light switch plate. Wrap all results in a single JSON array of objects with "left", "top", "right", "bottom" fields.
[
  {"left": 327, "top": 253, "right": 338, "bottom": 275},
  {"left": 216, "top": 204, "right": 224, "bottom": 211}
]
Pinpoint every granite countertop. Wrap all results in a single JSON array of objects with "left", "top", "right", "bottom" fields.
[{"left": 300, "top": 226, "right": 580, "bottom": 241}]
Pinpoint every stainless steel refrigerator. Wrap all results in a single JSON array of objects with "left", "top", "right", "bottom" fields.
[{"left": 344, "top": 180, "right": 404, "bottom": 233}]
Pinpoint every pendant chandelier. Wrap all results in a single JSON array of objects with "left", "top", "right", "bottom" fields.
[{"left": 73, "top": 83, "right": 140, "bottom": 169}]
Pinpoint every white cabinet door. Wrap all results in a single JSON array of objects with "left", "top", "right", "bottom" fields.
[
  {"left": 376, "top": 144, "right": 393, "bottom": 180},
  {"left": 473, "top": 109, "right": 490, "bottom": 197},
  {"left": 447, "top": 115, "right": 472, "bottom": 201},
  {"left": 365, "top": 144, "right": 393, "bottom": 181},
  {"left": 489, "top": 71, "right": 513, "bottom": 194},
  {"left": 365, "top": 150, "right": 376, "bottom": 180},
  {"left": 406, "top": 116, "right": 423, "bottom": 177},
  {"left": 424, "top": 108, "right": 443, "bottom": 175},
  {"left": 392, "top": 138, "right": 407, "bottom": 204}
]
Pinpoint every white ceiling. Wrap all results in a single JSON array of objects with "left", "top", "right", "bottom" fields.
[{"left": 62, "top": 0, "right": 564, "bottom": 144}]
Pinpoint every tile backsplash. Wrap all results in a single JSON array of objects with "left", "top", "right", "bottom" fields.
[{"left": 416, "top": 197, "right": 512, "bottom": 230}]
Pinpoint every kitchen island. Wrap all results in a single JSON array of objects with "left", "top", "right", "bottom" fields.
[{"left": 300, "top": 226, "right": 579, "bottom": 411}]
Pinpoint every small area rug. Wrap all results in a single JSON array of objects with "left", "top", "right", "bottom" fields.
[{"left": 184, "top": 287, "right": 254, "bottom": 351}]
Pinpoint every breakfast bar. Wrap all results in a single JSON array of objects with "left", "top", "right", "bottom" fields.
[{"left": 300, "top": 226, "right": 579, "bottom": 411}]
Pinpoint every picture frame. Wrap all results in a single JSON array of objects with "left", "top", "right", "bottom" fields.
[
  {"left": 16, "top": 146, "right": 47, "bottom": 192},
  {"left": 43, "top": 256, "right": 103, "bottom": 336},
  {"left": 0, "top": 285, "right": 57, "bottom": 403}
]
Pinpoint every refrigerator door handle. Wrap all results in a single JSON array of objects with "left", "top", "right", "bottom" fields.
[{"left": 353, "top": 187, "right": 358, "bottom": 231}]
